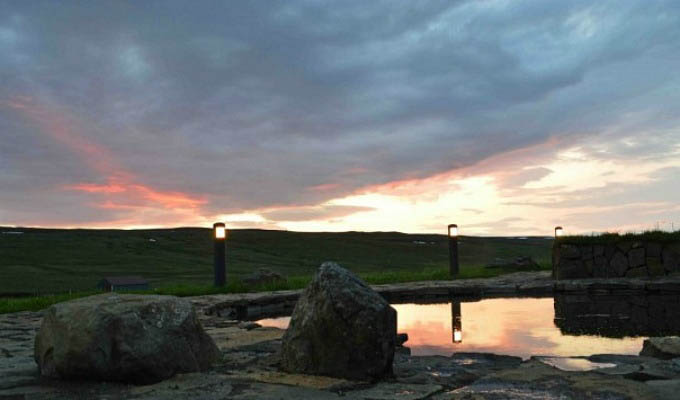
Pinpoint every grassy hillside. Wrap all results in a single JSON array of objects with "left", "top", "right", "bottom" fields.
[{"left": 0, "top": 227, "right": 553, "bottom": 295}]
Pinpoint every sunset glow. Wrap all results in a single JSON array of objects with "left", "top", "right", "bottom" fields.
[
  {"left": 1, "top": 2, "right": 678, "bottom": 233},
  {"left": 258, "top": 298, "right": 646, "bottom": 359}
]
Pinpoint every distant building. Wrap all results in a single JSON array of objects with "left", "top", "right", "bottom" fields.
[{"left": 97, "top": 276, "right": 150, "bottom": 292}]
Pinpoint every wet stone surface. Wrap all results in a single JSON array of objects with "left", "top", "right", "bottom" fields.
[{"left": 3, "top": 274, "right": 680, "bottom": 399}]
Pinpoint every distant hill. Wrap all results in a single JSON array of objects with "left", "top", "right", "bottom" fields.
[{"left": 0, "top": 227, "right": 552, "bottom": 294}]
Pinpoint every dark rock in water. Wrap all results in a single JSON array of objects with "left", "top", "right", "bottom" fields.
[
  {"left": 238, "top": 321, "right": 261, "bottom": 330},
  {"left": 280, "top": 262, "right": 397, "bottom": 380},
  {"left": 640, "top": 337, "right": 680, "bottom": 359},
  {"left": 34, "top": 293, "right": 220, "bottom": 384},
  {"left": 486, "top": 256, "right": 540, "bottom": 270},
  {"left": 242, "top": 268, "right": 286, "bottom": 286}
]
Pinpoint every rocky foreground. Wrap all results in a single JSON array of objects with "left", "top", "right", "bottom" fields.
[
  {"left": 2, "top": 311, "right": 679, "bottom": 398},
  {"left": 3, "top": 270, "right": 680, "bottom": 399}
]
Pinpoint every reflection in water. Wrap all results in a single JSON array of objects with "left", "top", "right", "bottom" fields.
[
  {"left": 451, "top": 302, "right": 462, "bottom": 343},
  {"left": 554, "top": 294, "right": 680, "bottom": 337},
  {"left": 258, "top": 297, "right": 676, "bottom": 359},
  {"left": 391, "top": 298, "right": 645, "bottom": 359}
]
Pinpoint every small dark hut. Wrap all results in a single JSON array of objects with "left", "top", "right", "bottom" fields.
[{"left": 97, "top": 276, "right": 150, "bottom": 292}]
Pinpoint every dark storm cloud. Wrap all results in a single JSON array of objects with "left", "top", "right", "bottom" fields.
[{"left": 1, "top": 0, "right": 680, "bottom": 225}]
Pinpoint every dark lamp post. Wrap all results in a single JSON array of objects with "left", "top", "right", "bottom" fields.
[
  {"left": 213, "top": 222, "right": 226, "bottom": 287},
  {"left": 448, "top": 224, "right": 459, "bottom": 276}
]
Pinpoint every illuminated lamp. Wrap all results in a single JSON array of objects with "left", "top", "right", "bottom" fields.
[
  {"left": 555, "top": 226, "right": 564, "bottom": 238},
  {"left": 448, "top": 224, "right": 459, "bottom": 276},
  {"left": 213, "top": 222, "right": 226, "bottom": 287}
]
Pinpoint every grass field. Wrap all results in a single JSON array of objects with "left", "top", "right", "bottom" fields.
[
  {"left": 0, "top": 227, "right": 553, "bottom": 296},
  {"left": 557, "top": 230, "right": 680, "bottom": 245}
]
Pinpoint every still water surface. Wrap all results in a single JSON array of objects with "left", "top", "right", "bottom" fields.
[{"left": 258, "top": 298, "right": 648, "bottom": 359}]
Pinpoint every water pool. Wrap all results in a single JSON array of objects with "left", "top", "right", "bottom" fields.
[{"left": 258, "top": 296, "right": 679, "bottom": 359}]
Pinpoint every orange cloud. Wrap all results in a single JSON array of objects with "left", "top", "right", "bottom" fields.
[
  {"left": 5, "top": 96, "right": 208, "bottom": 226},
  {"left": 307, "top": 183, "right": 341, "bottom": 192},
  {"left": 128, "top": 183, "right": 207, "bottom": 209},
  {"left": 67, "top": 183, "right": 127, "bottom": 193}
]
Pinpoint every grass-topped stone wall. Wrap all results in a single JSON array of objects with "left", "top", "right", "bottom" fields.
[{"left": 552, "top": 231, "right": 680, "bottom": 280}]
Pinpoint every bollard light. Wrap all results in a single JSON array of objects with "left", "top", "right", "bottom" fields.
[
  {"left": 555, "top": 226, "right": 564, "bottom": 238},
  {"left": 215, "top": 224, "right": 226, "bottom": 239},
  {"left": 448, "top": 224, "right": 459, "bottom": 276},
  {"left": 448, "top": 224, "right": 458, "bottom": 237},
  {"left": 452, "top": 301, "right": 462, "bottom": 343},
  {"left": 213, "top": 222, "right": 226, "bottom": 287}
]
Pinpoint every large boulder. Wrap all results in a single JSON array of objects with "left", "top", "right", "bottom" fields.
[
  {"left": 281, "top": 262, "right": 397, "bottom": 381},
  {"left": 34, "top": 293, "right": 220, "bottom": 384}
]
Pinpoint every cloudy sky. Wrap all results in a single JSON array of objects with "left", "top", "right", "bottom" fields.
[{"left": 1, "top": 0, "right": 679, "bottom": 235}]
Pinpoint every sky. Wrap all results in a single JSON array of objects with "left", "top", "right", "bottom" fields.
[{"left": 1, "top": 0, "right": 679, "bottom": 236}]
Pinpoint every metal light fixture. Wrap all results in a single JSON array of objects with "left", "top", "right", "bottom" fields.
[
  {"left": 215, "top": 223, "right": 226, "bottom": 239},
  {"left": 213, "top": 222, "right": 226, "bottom": 287},
  {"left": 555, "top": 226, "right": 564, "bottom": 238},
  {"left": 448, "top": 224, "right": 458, "bottom": 238},
  {"left": 448, "top": 224, "right": 459, "bottom": 276}
]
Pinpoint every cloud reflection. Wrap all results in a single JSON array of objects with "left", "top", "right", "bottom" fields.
[{"left": 259, "top": 298, "right": 645, "bottom": 359}]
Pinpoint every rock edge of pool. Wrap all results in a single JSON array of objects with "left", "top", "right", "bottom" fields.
[{"left": 3, "top": 271, "right": 680, "bottom": 399}]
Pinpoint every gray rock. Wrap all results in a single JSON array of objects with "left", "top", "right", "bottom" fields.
[
  {"left": 559, "top": 244, "right": 581, "bottom": 259},
  {"left": 556, "top": 258, "right": 586, "bottom": 279},
  {"left": 242, "top": 268, "right": 286, "bottom": 286},
  {"left": 647, "top": 379, "right": 680, "bottom": 400},
  {"left": 662, "top": 247, "right": 680, "bottom": 274},
  {"left": 446, "top": 360, "right": 657, "bottom": 400},
  {"left": 580, "top": 246, "right": 593, "bottom": 260},
  {"left": 281, "top": 262, "right": 397, "bottom": 381},
  {"left": 237, "top": 321, "right": 261, "bottom": 330},
  {"left": 486, "top": 256, "right": 540, "bottom": 270},
  {"left": 627, "top": 266, "right": 647, "bottom": 277},
  {"left": 640, "top": 337, "right": 680, "bottom": 359},
  {"left": 610, "top": 252, "right": 629, "bottom": 277},
  {"left": 347, "top": 382, "right": 443, "bottom": 400},
  {"left": 629, "top": 247, "right": 646, "bottom": 268},
  {"left": 593, "top": 245, "right": 605, "bottom": 257},
  {"left": 646, "top": 242, "right": 662, "bottom": 258},
  {"left": 34, "top": 293, "right": 220, "bottom": 384},
  {"left": 593, "top": 256, "right": 608, "bottom": 277},
  {"left": 393, "top": 353, "right": 521, "bottom": 389},
  {"left": 617, "top": 241, "right": 634, "bottom": 253}
]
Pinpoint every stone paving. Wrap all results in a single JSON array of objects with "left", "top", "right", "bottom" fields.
[{"left": 3, "top": 272, "right": 680, "bottom": 399}]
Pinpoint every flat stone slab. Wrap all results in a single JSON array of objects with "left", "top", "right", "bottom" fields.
[
  {"left": 442, "top": 360, "right": 658, "bottom": 400},
  {"left": 347, "top": 382, "right": 443, "bottom": 399},
  {"left": 196, "top": 271, "right": 680, "bottom": 319}
]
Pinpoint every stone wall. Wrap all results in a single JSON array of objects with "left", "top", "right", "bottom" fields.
[{"left": 553, "top": 241, "right": 680, "bottom": 280}]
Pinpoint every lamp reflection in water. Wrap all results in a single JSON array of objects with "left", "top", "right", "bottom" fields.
[{"left": 451, "top": 301, "right": 462, "bottom": 343}]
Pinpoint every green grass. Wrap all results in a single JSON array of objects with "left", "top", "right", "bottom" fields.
[
  {"left": 556, "top": 230, "right": 680, "bottom": 245},
  {"left": 0, "top": 262, "right": 552, "bottom": 314},
  {"left": 0, "top": 227, "right": 554, "bottom": 313},
  {"left": 0, "top": 227, "right": 553, "bottom": 295}
]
